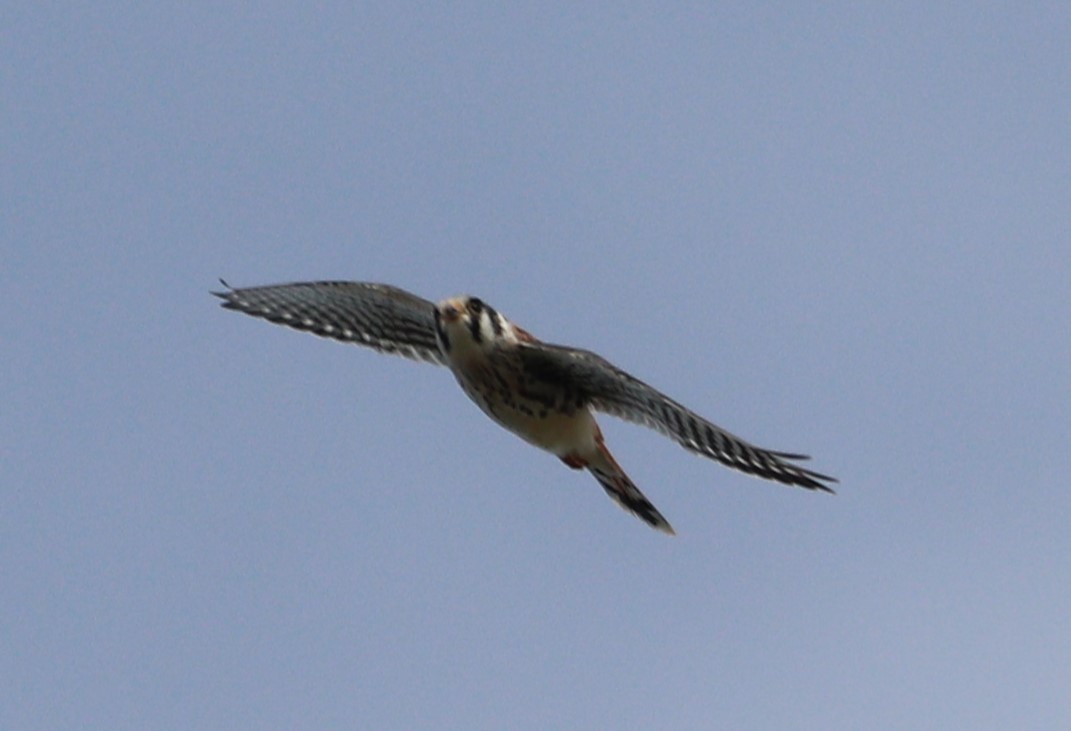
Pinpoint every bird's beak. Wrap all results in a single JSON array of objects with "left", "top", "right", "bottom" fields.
[{"left": 440, "top": 302, "right": 461, "bottom": 323}]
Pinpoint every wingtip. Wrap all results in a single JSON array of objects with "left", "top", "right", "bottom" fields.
[
  {"left": 770, "top": 450, "right": 812, "bottom": 461},
  {"left": 806, "top": 474, "right": 838, "bottom": 495},
  {"left": 211, "top": 278, "right": 235, "bottom": 300}
]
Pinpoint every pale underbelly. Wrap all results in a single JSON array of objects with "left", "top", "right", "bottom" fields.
[{"left": 456, "top": 377, "right": 596, "bottom": 456}]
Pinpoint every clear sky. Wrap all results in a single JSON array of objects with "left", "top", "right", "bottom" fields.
[{"left": 4, "top": 3, "right": 1070, "bottom": 729}]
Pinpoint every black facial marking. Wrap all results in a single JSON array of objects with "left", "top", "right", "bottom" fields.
[
  {"left": 486, "top": 305, "right": 503, "bottom": 336},
  {"left": 467, "top": 307, "right": 483, "bottom": 343}
]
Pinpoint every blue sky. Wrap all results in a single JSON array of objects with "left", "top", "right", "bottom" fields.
[{"left": 4, "top": 3, "right": 1070, "bottom": 729}]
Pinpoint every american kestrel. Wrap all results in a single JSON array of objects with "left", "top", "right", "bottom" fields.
[{"left": 214, "top": 280, "right": 836, "bottom": 534}]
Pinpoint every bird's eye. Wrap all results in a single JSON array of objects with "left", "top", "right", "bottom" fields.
[{"left": 467, "top": 297, "right": 484, "bottom": 314}]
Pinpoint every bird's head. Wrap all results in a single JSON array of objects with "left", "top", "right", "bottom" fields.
[{"left": 434, "top": 295, "right": 510, "bottom": 355}]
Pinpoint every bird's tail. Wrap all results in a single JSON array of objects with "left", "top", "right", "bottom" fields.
[{"left": 587, "top": 443, "right": 675, "bottom": 536}]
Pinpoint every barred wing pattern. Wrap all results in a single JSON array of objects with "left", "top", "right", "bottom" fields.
[
  {"left": 517, "top": 342, "right": 837, "bottom": 492},
  {"left": 213, "top": 280, "right": 447, "bottom": 365}
]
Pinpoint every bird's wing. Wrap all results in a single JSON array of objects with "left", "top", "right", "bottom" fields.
[
  {"left": 517, "top": 341, "right": 837, "bottom": 492},
  {"left": 213, "top": 280, "right": 447, "bottom": 365}
]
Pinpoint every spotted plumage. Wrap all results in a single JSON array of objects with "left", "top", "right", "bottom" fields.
[{"left": 215, "top": 280, "right": 837, "bottom": 534}]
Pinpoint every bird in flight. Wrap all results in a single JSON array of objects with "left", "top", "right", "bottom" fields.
[{"left": 214, "top": 280, "right": 836, "bottom": 534}]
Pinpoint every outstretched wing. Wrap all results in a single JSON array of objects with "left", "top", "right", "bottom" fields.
[
  {"left": 517, "top": 341, "right": 837, "bottom": 492},
  {"left": 213, "top": 280, "right": 447, "bottom": 365}
]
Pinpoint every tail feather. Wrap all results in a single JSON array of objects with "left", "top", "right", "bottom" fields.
[{"left": 587, "top": 444, "right": 675, "bottom": 535}]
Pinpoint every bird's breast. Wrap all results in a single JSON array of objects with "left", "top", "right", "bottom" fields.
[{"left": 449, "top": 353, "right": 596, "bottom": 456}]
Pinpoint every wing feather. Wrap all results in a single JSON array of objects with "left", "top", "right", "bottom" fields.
[
  {"left": 213, "top": 280, "right": 446, "bottom": 365},
  {"left": 517, "top": 342, "right": 837, "bottom": 492}
]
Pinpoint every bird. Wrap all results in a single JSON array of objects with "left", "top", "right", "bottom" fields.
[{"left": 213, "top": 279, "right": 836, "bottom": 534}]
